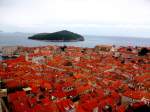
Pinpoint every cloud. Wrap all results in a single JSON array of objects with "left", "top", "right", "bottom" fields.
[{"left": 0, "top": 0, "right": 150, "bottom": 36}]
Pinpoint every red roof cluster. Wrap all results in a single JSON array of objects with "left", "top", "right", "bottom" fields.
[{"left": 0, "top": 45, "right": 150, "bottom": 112}]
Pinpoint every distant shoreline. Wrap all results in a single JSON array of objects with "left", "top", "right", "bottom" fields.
[{"left": 31, "top": 39, "right": 84, "bottom": 42}]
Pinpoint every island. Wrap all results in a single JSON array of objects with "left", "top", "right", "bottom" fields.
[{"left": 28, "top": 30, "right": 84, "bottom": 42}]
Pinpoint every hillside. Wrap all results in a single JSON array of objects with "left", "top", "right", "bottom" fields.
[{"left": 28, "top": 30, "right": 84, "bottom": 42}]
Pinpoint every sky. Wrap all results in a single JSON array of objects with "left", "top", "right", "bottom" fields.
[{"left": 1, "top": 0, "right": 150, "bottom": 37}]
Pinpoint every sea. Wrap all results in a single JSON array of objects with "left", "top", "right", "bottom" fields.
[
  {"left": 0, "top": 32, "right": 150, "bottom": 60},
  {"left": 0, "top": 32, "right": 150, "bottom": 47}
]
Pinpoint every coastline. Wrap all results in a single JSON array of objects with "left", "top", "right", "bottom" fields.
[{"left": 30, "top": 39, "right": 84, "bottom": 42}]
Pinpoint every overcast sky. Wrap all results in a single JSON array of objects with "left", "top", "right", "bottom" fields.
[{"left": 1, "top": 0, "right": 150, "bottom": 37}]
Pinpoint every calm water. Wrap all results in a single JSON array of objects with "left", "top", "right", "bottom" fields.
[
  {"left": 0, "top": 33, "right": 150, "bottom": 60},
  {"left": 0, "top": 33, "right": 150, "bottom": 48}
]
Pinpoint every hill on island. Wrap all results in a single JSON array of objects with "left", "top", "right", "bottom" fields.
[{"left": 28, "top": 30, "right": 84, "bottom": 42}]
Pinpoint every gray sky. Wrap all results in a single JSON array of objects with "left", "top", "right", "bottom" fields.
[{"left": 1, "top": 0, "right": 150, "bottom": 37}]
